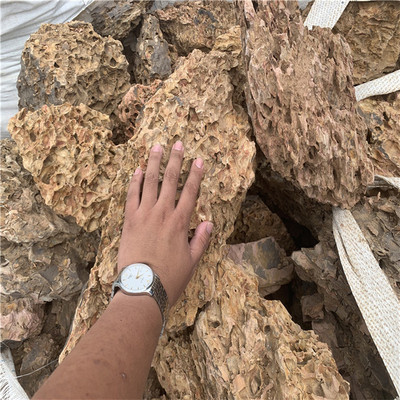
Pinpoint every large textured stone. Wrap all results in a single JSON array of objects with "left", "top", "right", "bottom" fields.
[
  {"left": 352, "top": 186, "right": 400, "bottom": 301},
  {"left": 334, "top": 1, "right": 400, "bottom": 85},
  {"left": 74, "top": 0, "right": 150, "bottom": 40},
  {"left": 155, "top": 0, "right": 237, "bottom": 55},
  {"left": 227, "top": 237, "right": 294, "bottom": 296},
  {"left": 17, "top": 22, "right": 130, "bottom": 116},
  {"left": 240, "top": 0, "right": 373, "bottom": 208},
  {"left": 153, "top": 258, "right": 350, "bottom": 399},
  {"left": 59, "top": 45, "right": 255, "bottom": 359},
  {"left": 0, "top": 139, "right": 98, "bottom": 340},
  {"left": 358, "top": 92, "right": 400, "bottom": 177},
  {"left": 292, "top": 237, "right": 398, "bottom": 399},
  {"left": 8, "top": 104, "right": 124, "bottom": 232},
  {"left": 228, "top": 195, "right": 295, "bottom": 253},
  {"left": 134, "top": 15, "right": 172, "bottom": 85}
]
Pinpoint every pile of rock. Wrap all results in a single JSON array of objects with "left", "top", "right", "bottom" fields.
[{"left": 2, "top": 1, "right": 399, "bottom": 398}]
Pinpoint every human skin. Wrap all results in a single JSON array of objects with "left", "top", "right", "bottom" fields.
[{"left": 33, "top": 141, "right": 213, "bottom": 399}]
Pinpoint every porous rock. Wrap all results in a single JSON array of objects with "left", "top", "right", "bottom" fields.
[
  {"left": 8, "top": 104, "right": 124, "bottom": 232},
  {"left": 240, "top": 0, "right": 373, "bottom": 208},
  {"left": 228, "top": 195, "right": 295, "bottom": 253},
  {"left": 60, "top": 45, "right": 256, "bottom": 359},
  {"left": 292, "top": 237, "right": 397, "bottom": 399},
  {"left": 155, "top": 0, "right": 238, "bottom": 55},
  {"left": 74, "top": 0, "right": 150, "bottom": 40},
  {"left": 357, "top": 92, "right": 400, "bottom": 177},
  {"left": 334, "top": 1, "right": 400, "bottom": 85},
  {"left": 227, "top": 237, "right": 294, "bottom": 296},
  {"left": 352, "top": 186, "right": 400, "bottom": 300},
  {"left": 17, "top": 22, "right": 130, "bottom": 116},
  {"left": 114, "top": 80, "right": 163, "bottom": 142},
  {"left": 153, "top": 258, "right": 350, "bottom": 399},
  {"left": 134, "top": 15, "right": 172, "bottom": 85},
  {"left": 0, "top": 139, "right": 98, "bottom": 339}
]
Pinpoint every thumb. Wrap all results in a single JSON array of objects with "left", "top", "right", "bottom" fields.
[{"left": 189, "top": 221, "right": 213, "bottom": 266}]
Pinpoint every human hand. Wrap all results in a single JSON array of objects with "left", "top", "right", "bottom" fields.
[{"left": 117, "top": 141, "right": 213, "bottom": 306}]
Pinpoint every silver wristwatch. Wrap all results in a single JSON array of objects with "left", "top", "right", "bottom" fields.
[{"left": 111, "top": 263, "right": 169, "bottom": 334}]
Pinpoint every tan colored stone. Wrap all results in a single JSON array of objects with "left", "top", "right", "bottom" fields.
[
  {"left": 227, "top": 237, "right": 294, "bottom": 296},
  {"left": 17, "top": 22, "right": 130, "bottom": 116},
  {"left": 228, "top": 195, "right": 295, "bottom": 253},
  {"left": 134, "top": 15, "right": 172, "bottom": 85},
  {"left": 334, "top": 1, "right": 400, "bottom": 85},
  {"left": 155, "top": 0, "right": 237, "bottom": 55},
  {"left": 60, "top": 45, "right": 255, "bottom": 359},
  {"left": 74, "top": 0, "right": 150, "bottom": 40},
  {"left": 358, "top": 92, "right": 400, "bottom": 177},
  {"left": 153, "top": 258, "right": 350, "bottom": 399},
  {"left": 240, "top": 0, "right": 373, "bottom": 208},
  {"left": 8, "top": 104, "right": 124, "bottom": 232}
]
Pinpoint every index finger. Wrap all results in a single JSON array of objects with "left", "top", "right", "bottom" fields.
[{"left": 175, "top": 157, "right": 204, "bottom": 220}]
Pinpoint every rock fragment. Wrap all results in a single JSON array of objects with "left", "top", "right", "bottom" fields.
[
  {"left": 228, "top": 195, "right": 295, "bottom": 253},
  {"left": 8, "top": 104, "right": 124, "bottom": 232},
  {"left": 155, "top": 0, "right": 237, "bottom": 55},
  {"left": 358, "top": 92, "right": 400, "bottom": 177},
  {"left": 74, "top": 0, "right": 151, "bottom": 40},
  {"left": 153, "top": 258, "right": 350, "bottom": 399},
  {"left": 17, "top": 22, "right": 130, "bottom": 116},
  {"left": 240, "top": 0, "right": 373, "bottom": 208},
  {"left": 60, "top": 45, "right": 255, "bottom": 359},
  {"left": 227, "top": 237, "right": 294, "bottom": 296},
  {"left": 334, "top": 1, "right": 400, "bottom": 85},
  {"left": 134, "top": 15, "right": 172, "bottom": 84}
]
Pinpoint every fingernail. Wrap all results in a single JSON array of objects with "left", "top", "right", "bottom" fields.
[
  {"left": 152, "top": 143, "right": 162, "bottom": 153},
  {"left": 134, "top": 167, "right": 141, "bottom": 175},
  {"left": 173, "top": 140, "right": 183, "bottom": 151},
  {"left": 195, "top": 158, "right": 204, "bottom": 169},
  {"left": 206, "top": 222, "right": 213, "bottom": 234}
]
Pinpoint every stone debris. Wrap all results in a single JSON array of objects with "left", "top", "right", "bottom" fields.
[
  {"left": 240, "top": 0, "right": 373, "bottom": 208},
  {"left": 358, "top": 92, "right": 400, "bottom": 177},
  {"left": 17, "top": 22, "right": 130, "bottom": 117},
  {"left": 227, "top": 237, "right": 294, "bottom": 296},
  {"left": 155, "top": 0, "right": 237, "bottom": 55},
  {"left": 228, "top": 195, "right": 295, "bottom": 253},
  {"left": 3, "top": 0, "right": 399, "bottom": 398},
  {"left": 74, "top": 0, "right": 150, "bottom": 40},
  {"left": 134, "top": 15, "right": 172, "bottom": 85},
  {"left": 334, "top": 1, "right": 400, "bottom": 85}
]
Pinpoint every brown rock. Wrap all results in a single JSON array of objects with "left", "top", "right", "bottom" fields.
[
  {"left": 227, "top": 237, "right": 294, "bottom": 296},
  {"left": 17, "top": 22, "right": 130, "bottom": 116},
  {"left": 228, "top": 195, "right": 295, "bottom": 253},
  {"left": 74, "top": 0, "right": 150, "bottom": 40},
  {"left": 134, "top": 15, "right": 172, "bottom": 84},
  {"left": 334, "top": 1, "right": 400, "bottom": 85},
  {"left": 358, "top": 92, "right": 400, "bottom": 177},
  {"left": 153, "top": 258, "right": 350, "bottom": 399},
  {"left": 301, "top": 293, "right": 324, "bottom": 321},
  {"left": 240, "top": 0, "right": 373, "bottom": 208},
  {"left": 292, "top": 238, "right": 398, "bottom": 399},
  {"left": 8, "top": 104, "right": 124, "bottom": 232},
  {"left": 60, "top": 45, "right": 256, "bottom": 359},
  {"left": 155, "top": 0, "right": 237, "bottom": 55},
  {"left": 352, "top": 186, "right": 400, "bottom": 300},
  {"left": 114, "top": 80, "right": 163, "bottom": 142}
]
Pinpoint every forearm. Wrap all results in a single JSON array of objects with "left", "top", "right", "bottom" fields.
[{"left": 33, "top": 292, "right": 162, "bottom": 399}]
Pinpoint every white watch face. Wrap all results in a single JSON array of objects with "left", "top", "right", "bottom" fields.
[{"left": 120, "top": 263, "right": 154, "bottom": 292}]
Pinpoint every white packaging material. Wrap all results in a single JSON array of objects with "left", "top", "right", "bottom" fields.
[
  {"left": 333, "top": 206, "right": 400, "bottom": 397},
  {"left": 304, "top": 0, "right": 350, "bottom": 29},
  {"left": 355, "top": 70, "right": 400, "bottom": 101}
]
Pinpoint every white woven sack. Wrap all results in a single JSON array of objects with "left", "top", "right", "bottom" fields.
[
  {"left": 355, "top": 70, "right": 400, "bottom": 101},
  {"left": 0, "top": 349, "right": 29, "bottom": 400},
  {"left": 304, "top": 0, "right": 350, "bottom": 29},
  {"left": 333, "top": 206, "right": 400, "bottom": 397}
]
